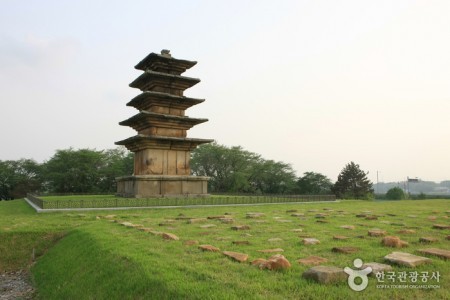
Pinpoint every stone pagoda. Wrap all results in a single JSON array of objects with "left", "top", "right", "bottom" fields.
[{"left": 115, "top": 50, "right": 213, "bottom": 198}]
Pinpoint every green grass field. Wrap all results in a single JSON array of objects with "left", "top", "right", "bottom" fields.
[{"left": 1, "top": 199, "right": 449, "bottom": 299}]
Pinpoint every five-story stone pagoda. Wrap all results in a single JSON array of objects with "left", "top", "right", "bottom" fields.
[{"left": 115, "top": 50, "right": 213, "bottom": 198}]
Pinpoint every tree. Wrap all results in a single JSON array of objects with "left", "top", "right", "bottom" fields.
[
  {"left": 385, "top": 187, "right": 405, "bottom": 200},
  {"left": 296, "top": 172, "right": 333, "bottom": 194},
  {"left": 0, "top": 159, "right": 43, "bottom": 199},
  {"left": 191, "top": 142, "right": 297, "bottom": 194},
  {"left": 332, "top": 162, "right": 373, "bottom": 199}
]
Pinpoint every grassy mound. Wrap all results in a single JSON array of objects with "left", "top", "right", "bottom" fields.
[{"left": 1, "top": 199, "right": 449, "bottom": 299}]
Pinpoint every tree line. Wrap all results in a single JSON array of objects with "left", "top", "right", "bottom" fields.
[
  {"left": 0, "top": 143, "right": 374, "bottom": 200},
  {"left": 0, "top": 148, "right": 133, "bottom": 199}
]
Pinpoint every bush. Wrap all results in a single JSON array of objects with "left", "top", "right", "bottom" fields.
[{"left": 385, "top": 187, "right": 405, "bottom": 200}]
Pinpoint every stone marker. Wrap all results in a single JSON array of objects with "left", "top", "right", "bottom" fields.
[
  {"left": 198, "top": 245, "right": 220, "bottom": 252},
  {"left": 219, "top": 218, "right": 234, "bottom": 224},
  {"left": 315, "top": 213, "right": 328, "bottom": 218},
  {"left": 381, "top": 236, "right": 408, "bottom": 248},
  {"left": 257, "top": 254, "right": 291, "bottom": 270},
  {"left": 184, "top": 240, "right": 199, "bottom": 246},
  {"left": 433, "top": 224, "right": 450, "bottom": 230},
  {"left": 340, "top": 225, "right": 355, "bottom": 230},
  {"left": 332, "top": 247, "right": 359, "bottom": 254},
  {"left": 268, "top": 238, "right": 283, "bottom": 243},
  {"left": 418, "top": 248, "right": 450, "bottom": 259},
  {"left": 207, "top": 215, "right": 228, "bottom": 219},
  {"left": 384, "top": 252, "right": 432, "bottom": 267},
  {"left": 104, "top": 215, "right": 116, "bottom": 219},
  {"left": 291, "top": 213, "right": 305, "bottom": 217},
  {"left": 251, "top": 258, "right": 267, "bottom": 266},
  {"left": 427, "top": 216, "right": 437, "bottom": 220},
  {"left": 232, "top": 240, "right": 250, "bottom": 245},
  {"left": 302, "top": 266, "right": 347, "bottom": 284},
  {"left": 333, "top": 235, "right": 349, "bottom": 240},
  {"left": 188, "top": 218, "right": 207, "bottom": 224},
  {"left": 246, "top": 212, "right": 265, "bottom": 218},
  {"left": 223, "top": 251, "right": 248, "bottom": 263},
  {"left": 162, "top": 233, "right": 179, "bottom": 240},
  {"left": 257, "top": 248, "right": 284, "bottom": 253},
  {"left": 368, "top": 229, "right": 387, "bottom": 237},
  {"left": 231, "top": 225, "right": 250, "bottom": 230},
  {"left": 397, "top": 229, "right": 416, "bottom": 234},
  {"left": 297, "top": 256, "right": 328, "bottom": 266},
  {"left": 365, "top": 216, "right": 378, "bottom": 220},
  {"left": 446, "top": 235, "right": 450, "bottom": 240},
  {"left": 286, "top": 209, "right": 298, "bottom": 213},
  {"left": 361, "top": 262, "right": 392, "bottom": 276},
  {"left": 200, "top": 224, "right": 216, "bottom": 229},
  {"left": 302, "top": 238, "right": 320, "bottom": 245},
  {"left": 120, "top": 221, "right": 135, "bottom": 227},
  {"left": 419, "top": 237, "right": 438, "bottom": 243},
  {"left": 291, "top": 228, "right": 303, "bottom": 232}
]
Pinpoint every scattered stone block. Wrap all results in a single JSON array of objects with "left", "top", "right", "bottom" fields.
[
  {"left": 184, "top": 240, "right": 199, "bottom": 246},
  {"left": 332, "top": 247, "right": 359, "bottom": 254},
  {"left": 446, "top": 235, "right": 450, "bottom": 240},
  {"left": 316, "top": 220, "right": 329, "bottom": 223},
  {"left": 381, "top": 236, "right": 408, "bottom": 248},
  {"left": 419, "top": 237, "right": 438, "bottom": 243},
  {"left": 397, "top": 229, "right": 416, "bottom": 234},
  {"left": 365, "top": 215, "right": 378, "bottom": 220},
  {"left": 257, "top": 248, "right": 284, "bottom": 253},
  {"left": 302, "top": 266, "right": 347, "bottom": 284},
  {"left": 207, "top": 215, "right": 228, "bottom": 219},
  {"left": 368, "top": 229, "right": 387, "bottom": 237},
  {"left": 308, "top": 209, "right": 318, "bottom": 212},
  {"left": 297, "top": 256, "right": 328, "bottom": 266},
  {"left": 333, "top": 235, "right": 349, "bottom": 240},
  {"left": 356, "top": 214, "right": 367, "bottom": 218},
  {"left": 223, "top": 251, "right": 248, "bottom": 263},
  {"left": 418, "top": 248, "right": 450, "bottom": 259},
  {"left": 268, "top": 238, "right": 283, "bottom": 243},
  {"left": 286, "top": 209, "right": 298, "bottom": 213},
  {"left": 340, "top": 225, "right": 355, "bottom": 230},
  {"left": 361, "top": 262, "right": 392, "bottom": 276},
  {"left": 198, "top": 245, "right": 220, "bottom": 252},
  {"left": 104, "top": 215, "right": 116, "bottom": 219},
  {"left": 291, "top": 228, "right": 303, "bottom": 232},
  {"left": 302, "top": 238, "right": 320, "bottom": 245},
  {"left": 162, "top": 233, "right": 179, "bottom": 241},
  {"left": 257, "top": 254, "right": 291, "bottom": 270},
  {"left": 391, "top": 222, "right": 405, "bottom": 226},
  {"left": 298, "top": 234, "right": 311, "bottom": 238},
  {"left": 276, "top": 219, "right": 293, "bottom": 223},
  {"left": 119, "top": 221, "right": 135, "bottom": 227},
  {"left": 188, "top": 218, "right": 207, "bottom": 224},
  {"left": 384, "top": 252, "right": 432, "bottom": 267},
  {"left": 291, "top": 213, "right": 305, "bottom": 217},
  {"left": 315, "top": 213, "right": 328, "bottom": 218},
  {"left": 219, "top": 218, "right": 234, "bottom": 224},
  {"left": 200, "top": 224, "right": 217, "bottom": 229},
  {"left": 433, "top": 224, "right": 450, "bottom": 230},
  {"left": 232, "top": 240, "right": 250, "bottom": 245},
  {"left": 251, "top": 258, "right": 267, "bottom": 267},
  {"left": 231, "top": 225, "right": 250, "bottom": 230},
  {"left": 427, "top": 216, "right": 437, "bottom": 221},
  {"left": 246, "top": 212, "right": 265, "bottom": 218},
  {"left": 387, "top": 213, "right": 396, "bottom": 216}
]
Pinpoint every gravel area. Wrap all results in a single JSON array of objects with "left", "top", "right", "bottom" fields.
[{"left": 0, "top": 270, "right": 35, "bottom": 299}]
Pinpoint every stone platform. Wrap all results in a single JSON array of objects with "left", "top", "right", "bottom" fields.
[{"left": 116, "top": 175, "right": 209, "bottom": 198}]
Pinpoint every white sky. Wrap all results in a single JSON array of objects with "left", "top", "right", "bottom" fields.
[{"left": 1, "top": 0, "right": 449, "bottom": 183}]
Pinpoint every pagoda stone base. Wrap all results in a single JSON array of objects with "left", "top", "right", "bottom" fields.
[{"left": 116, "top": 175, "right": 209, "bottom": 198}]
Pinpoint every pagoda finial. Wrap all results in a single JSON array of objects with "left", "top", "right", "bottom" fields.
[{"left": 161, "top": 49, "right": 171, "bottom": 57}]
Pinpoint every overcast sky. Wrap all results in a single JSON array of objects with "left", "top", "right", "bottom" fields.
[{"left": 1, "top": 0, "right": 449, "bottom": 183}]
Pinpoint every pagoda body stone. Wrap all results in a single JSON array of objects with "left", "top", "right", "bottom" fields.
[{"left": 115, "top": 50, "right": 213, "bottom": 197}]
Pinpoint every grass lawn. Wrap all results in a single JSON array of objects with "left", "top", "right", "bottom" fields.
[{"left": 1, "top": 199, "right": 449, "bottom": 299}]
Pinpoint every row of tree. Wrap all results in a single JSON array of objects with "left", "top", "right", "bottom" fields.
[
  {"left": 0, "top": 148, "right": 132, "bottom": 199},
  {"left": 191, "top": 143, "right": 373, "bottom": 198},
  {"left": 0, "top": 143, "right": 374, "bottom": 199}
]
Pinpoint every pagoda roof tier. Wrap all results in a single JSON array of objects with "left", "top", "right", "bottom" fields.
[
  {"left": 115, "top": 135, "right": 214, "bottom": 152},
  {"left": 129, "top": 70, "right": 200, "bottom": 92},
  {"left": 127, "top": 91, "right": 204, "bottom": 111},
  {"left": 119, "top": 111, "right": 208, "bottom": 132},
  {"left": 134, "top": 52, "right": 197, "bottom": 75}
]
